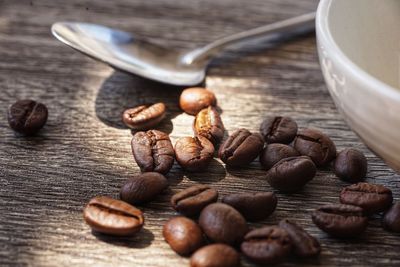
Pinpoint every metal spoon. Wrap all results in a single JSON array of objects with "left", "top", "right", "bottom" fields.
[{"left": 51, "top": 12, "right": 315, "bottom": 86}]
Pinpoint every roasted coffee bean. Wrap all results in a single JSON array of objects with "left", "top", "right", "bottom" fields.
[
  {"left": 241, "top": 226, "right": 292, "bottom": 264},
  {"left": 131, "top": 130, "right": 174, "bottom": 174},
  {"left": 382, "top": 203, "right": 400, "bottom": 232},
  {"left": 179, "top": 87, "right": 217, "bottom": 115},
  {"left": 174, "top": 136, "right": 214, "bottom": 171},
  {"left": 199, "top": 203, "right": 248, "bottom": 245},
  {"left": 340, "top": 182, "right": 393, "bottom": 214},
  {"left": 260, "top": 143, "right": 300, "bottom": 171},
  {"left": 278, "top": 219, "right": 321, "bottom": 257},
  {"left": 334, "top": 148, "right": 367, "bottom": 182},
  {"left": 218, "top": 128, "right": 264, "bottom": 167},
  {"left": 190, "top": 244, "right": 240, "bottom": 267},
  {"left": 120, "top": 172, "right": 168, "bottom": 204},
  {"left": 163, "top": 217, "right": 204, "bottom": 256},
  {"left": 171, "top": 185, "right": 218, "bottom": 217},
  {"left": 312, "top": 204, "right": 367, "bottom": 237},
  {"left": 193, "top": 106, "right": 224, "bottom": 145},
  {"left": 83, "top": 196, "right": 144, "bottom": 236},
  {"left": 266, "top": 156, "right": 316, "bottom": 192},
  {"left": 8, "top": 99, "right": 48, "bottom": 135},
  {"left": 294, "top": 128, "right": 336, "bottom": 166},
  {"left": 122, "top": 103, "right": 166, "bottom": 130},
  {"left": 260, "top": 116, "right": 297, "bottom": 144},
  {"left": 221, "top": 192, "right": 277, "bottom": 221}
]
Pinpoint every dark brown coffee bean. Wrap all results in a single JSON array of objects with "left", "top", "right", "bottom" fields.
[
  {"left": 334, "top": 148, "right": 367, "bottom": 182},
  {"left": 382, "top": 203, "right": 400, "bottom": 232},
  {"left": 174, "top": 136, "right": 214, "bottom": 171},
  {"left": 179, "top": 87, "right": 217, "bottom": 115},
  {"left": 221, "top": 192, "right": 277, "bottom": 221},
  {"left": 260, "top": 143, "right": 300, "bottom": 170},
  {"left": 294, "top": 128, "right": 336, "bottom": 166},
  {"left": 312, "top": 204, "right": 367, "bottom": 237},
  {"left": 278, "top": 219, "right": 321, "bottom": 257},
  {"left": 260, "top": 116, "right": 297, "bottom": 144},
  {"left": 266, "top": 156, "right": 316, "bottom": 192},
  {"left": 131, "top": 130, "right": 174, "bottom": 174},
  {"left": 190, "top": 244, "right": 240, "bottom": 267},
  {"left": 171, "top": 185, "right": 218, "bottom": 217},
  {"left": 218, "top": 128, "right": 264, "bottom": 167},
  {"left": 8, "top": 99, "right": 48, "bottom": 135},
  {"left": 120, "top": 172, "right": 168, "bottom": 205},
  {"left": 340, "top": 182, "right": 393, "bottom": 214},
  {"left": 163, "top": 216, "right": 204, "bottom": 256},
  {"left": 241, "top": 226, "right": 292, "bottom": 264},
  {"left": 122, "top": 103, "right": 166, "bottom": 130},
  {"left": 199, "top": 203, "right": 248, "bottom": 245},
  {"left": 193, "top": 106, "right": 224, "bottom": 145},
  {"left": 83, "top": 196, "right": 144, "bottom": 236}
]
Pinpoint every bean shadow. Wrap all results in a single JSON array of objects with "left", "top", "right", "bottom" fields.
[
  {"left": 93, "top": 228, "right": 154, "bottom": 248},
  {"left": 180, "top": 159, "right": 227, "bottom": 184}
]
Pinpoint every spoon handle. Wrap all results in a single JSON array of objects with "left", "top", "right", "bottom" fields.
[{"left": 182, "top": 12, "right": 316, "bottom": 65}]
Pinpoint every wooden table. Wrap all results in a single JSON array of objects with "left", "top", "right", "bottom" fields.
[{"left": 1, "top": 0, "right": 399, "bottom": 266}]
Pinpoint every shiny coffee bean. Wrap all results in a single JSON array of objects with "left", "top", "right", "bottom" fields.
[
  {"left": 122, "top": 103, "right": 166, "bottom": 130},
  {"left": 312, "top": 204, "right": 367, "bottom": 237},
  {"left": 8, "top": 99, "right": 48, "bottom": 135},
  {"left": 120, "top": 172, "right": 168, "bottom": 205},
  {"left": 190, "top": 244, "right": 240, "bottom": 267},
  {"left": 131, "top": 130, "right": 174, "bottom": 174},
  {"left": 241, "top": 226, "right": 292, "bottom": 264},
  {"left": 83, "top": 196, "right": 144, "bottom": 236},
  {"left": 221, "top": 192, "right": 277, "bottom": 221},
  {"left": 171, "top": 185, "right": 218, "bottom": 217},
  {"left": 193, "top": 106, "right": 224, "bottom": 145},
  {"left": 218, "top": 128, "right": 264, "bottom": 167},
  {"left": 199, "top": 203, "right": 248, "bottom": 245},
  {"left": 294, "top": 128, "right": 336, "bottom": 166},
  {"left": 382, "top": 203, "right": 400, "bottom": 232},
  {"left": 340, "top": 182, "right": 393, "bottom": 214},
  {"left": 174, "top": 136, "right": 214, "bottom": 172},
  {"left": 260, "top": 143, "right": 300, "bottom": 171},
  {"left": 279, "top": 219, "right": 321, "bottom": 257},
  {"left": 334, "top": 148, "right": 367, "bottom": 182},
  {"left": 163, "top": 216, "right": 204, "bottom": 256},
  {"left": 266, "top": 156, "right": 316, "bottom": 192},
  {"left": 179, "top": 87, "right": 217, "bottom": 115},
  {"left": 260, "top": 116, "right": 297, "bottom": 144}
]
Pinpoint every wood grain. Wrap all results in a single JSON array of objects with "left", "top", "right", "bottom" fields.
[{"left": 1, "top": 0, "right": 400, "bottom": 266}]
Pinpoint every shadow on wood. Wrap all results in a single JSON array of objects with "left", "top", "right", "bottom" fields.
[{"left": 93, "top": 228, "right": 154, "bottom": 248}]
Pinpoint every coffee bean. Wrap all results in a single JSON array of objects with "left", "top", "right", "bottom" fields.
[
  {"left": 199, "top": 203, "right": 248, "bottom": 245},
  {"left": 334, "top": 148, "right": 367, "bottom": 182},
  {"left": 312, "top": 204, "right": 367, "bottom": 237},
  {"left": 171, "top": 185, "right": 218, "bottom": 217},
  {"left": 174, "top": 136, "right": 214, "bottom": 171},
  {"left": 266, "top": 156, "right": 316, "bottom": 192},
  {"left": 120, "top": 172, "right": 168, "bottom": 205},
  {"left": 83, "top": 196, "right": 144, "bottom": 236},
  {"left": 241, "top": 226, "right": 292, "bottom": 264},
  {"left": 260, "top": 143, "right": 300, "bottom": 171},
  {"left": 190, "top": 244, "right": 240, "bottom": 267},
  {"left": 179, "top": 87, "right": 217, "bottom": 115},
  {"left": 221, "top": 192, "right": 277, "bottom": 221},
  {"left": 278, "top": 219, "right": 321, "bottom": 257},
  {"left": 131, "top": 130, "right": 174, "bottom": 174},
  {"left": 260, "top": 116, "right": 297, "bottom": 144},
  {"left": 340, "top": 182, "right": 393, "bottom": 214},
  {"left": 382, "top": 203, "right": 400, "bottom": 232},
  {"left": 294, "top": 128, "right": 336, "bottom": 166},
  {"left": 8, "top": 99, "right": 48, "bottom": 135},
  {"left": 218, "top": 128, "right": 264, "bottom": 167},
  {"left": 122, "top": 103, "right": 166, "bottom": 130},
  {"left": 193, "top": 106, "right": 224, "bottom": 145},
  {"left": 163, "top": 216, "right": 204, "bottom": 256}
]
